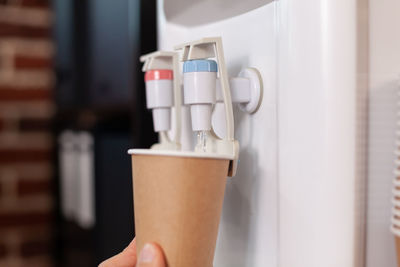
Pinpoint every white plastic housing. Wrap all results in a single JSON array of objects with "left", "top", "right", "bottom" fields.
[
  {"left": 190, "top": 104, "right": 213, "bottom": 131},
  {"left": 145, "top": 79, "right": 174, "bottom": 132},
  {"left": 145, "top": 79, "right": 174, "bottom": 108},
  {"left": 183, "top": 71, "right": 217, "bottom": 131},
  {"left": 152, "top": 108, "right": 171, "bottom": 132}
]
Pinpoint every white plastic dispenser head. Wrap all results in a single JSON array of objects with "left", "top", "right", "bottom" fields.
[
  {"left": 175, "top": 37, "right": 239, "bottom": 176},
  {"left": 140, "top": 51, "right": 182, "bottom": 150},
  {"left": 183, "top": 59, "right": 217, "bottom": 132},
  {"left": 145, "top": 69, "right": 174, "bottom": 132}
]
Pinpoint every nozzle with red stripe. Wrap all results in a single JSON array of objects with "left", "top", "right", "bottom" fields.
[
  {"left": 140, "top": 51, "right": 181, "bottom": 150},
  {"left": 145, "top": 69, "right": 174, "bottom": 132}
]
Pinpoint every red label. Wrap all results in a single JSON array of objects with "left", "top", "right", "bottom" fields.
[{"left": 145, "top": 69, "right": 173, "bottom": 81}]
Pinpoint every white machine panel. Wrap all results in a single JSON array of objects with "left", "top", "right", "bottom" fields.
[{"left": 158, "top": 1, "right": 365, "bottom": 266}]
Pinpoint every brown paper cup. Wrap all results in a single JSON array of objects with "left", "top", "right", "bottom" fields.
[
  {"left": 396, "top": 235, "right": 400, "bottom": 267},
  {"left": 131, "top": 152, "right": 229, "bottom": 267}
]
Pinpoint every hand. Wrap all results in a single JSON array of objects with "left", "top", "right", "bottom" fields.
[{"left": 99, "top": 238, "right": 166, "bottom": 267}]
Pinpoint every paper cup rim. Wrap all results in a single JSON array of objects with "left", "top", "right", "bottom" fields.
[{"left": 128, "top": 149, "right": 234, "bottom": 160}]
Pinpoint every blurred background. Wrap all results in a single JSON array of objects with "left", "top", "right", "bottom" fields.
[{"left": 0, "top": 0, "right": 157, "bottom": 266}]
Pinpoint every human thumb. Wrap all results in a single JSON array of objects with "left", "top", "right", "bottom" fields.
[{"left": 137, "top": 243, "right": 166, "bottom": 267}]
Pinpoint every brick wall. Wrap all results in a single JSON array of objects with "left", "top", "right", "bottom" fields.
[{"left": 0, "top": 0, "right": 54, "bottom": 266}]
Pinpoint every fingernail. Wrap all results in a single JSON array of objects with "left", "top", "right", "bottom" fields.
[{"left": 139, "top": 244, "right": 155, "bottom": 263}]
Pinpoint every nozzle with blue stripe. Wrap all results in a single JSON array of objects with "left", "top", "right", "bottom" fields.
[{"left": 175, "top": 37, "right": 239, "bottom": 176}]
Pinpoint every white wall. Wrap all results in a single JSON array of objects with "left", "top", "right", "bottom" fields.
[{"left": 366, "top": 0, "right": 400, "bottom": 266}]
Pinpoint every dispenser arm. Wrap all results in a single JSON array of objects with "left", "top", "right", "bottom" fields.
[{"left": 216, "top": 68, "right": 263, "bottom": 114}]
